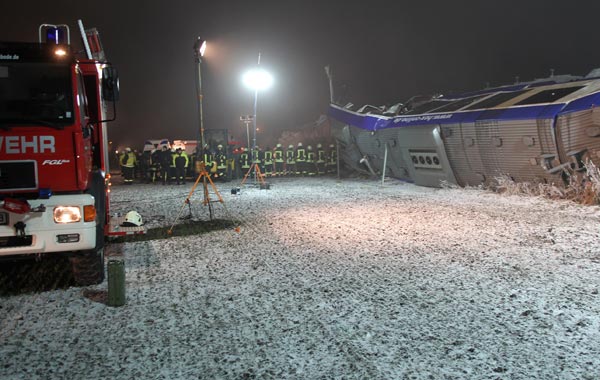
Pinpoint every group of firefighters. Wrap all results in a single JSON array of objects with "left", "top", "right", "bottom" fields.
[
  {"left": 236, "top": 142, "right": 338, "bottom": 178},
  {"left": 118, "top": 142, "right": 338, "bottom": 184},
  {"left": 119, "top": 145, "right": 196, "bottom": 185}
]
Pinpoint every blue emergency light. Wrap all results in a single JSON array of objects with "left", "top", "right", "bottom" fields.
[
  {"left": 46, "top": 28, "right": 59, "bottom": 44},
  {"left": 39, "top": 24, "right": 70, "bottom": 45},
  {"left": 38, "top": 188, "right": 52, "bottom": 199}
]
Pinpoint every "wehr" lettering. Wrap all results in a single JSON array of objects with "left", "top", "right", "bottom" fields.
[{"left": 0, "top": 136, "right": 56, "bottom": 154}]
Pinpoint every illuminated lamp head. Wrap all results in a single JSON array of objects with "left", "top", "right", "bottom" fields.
[{"left": 54, "top": 47, "right": 67, "bottom": 57}]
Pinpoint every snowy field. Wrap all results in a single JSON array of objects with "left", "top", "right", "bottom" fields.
[{"left": 1, "top": 176, "right": 600, "bottom": 379}]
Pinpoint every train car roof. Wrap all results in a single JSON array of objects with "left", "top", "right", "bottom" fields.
[{"left": 329, "top": 76, "right": 600, "bottom": 131}]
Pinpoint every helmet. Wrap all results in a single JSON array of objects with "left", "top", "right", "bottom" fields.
[
  {"left": 125, "top": 147, "right": 132, "bottom": 152},
  {"left": 217, "top": 144, "right": 223, "bottom": 149},
  {"left": 307, "top": 145, "right": 313, "bottom": 150},
  {"left": 329, "top": 144, "right": 335, "bottom": 148},
  {"left": 317, "top": 143, "right": 322, "bottom": 148},
  {"left": 297, "top": 142, "right": 303, "bottom": 147},
  {"left": 288, "top": 144, "right": 294, "bottom": 149},
  {"left": 124, "top": 210, "right": 143, "bottom": 226},
  {"left": 276, "top": 143, "right": 282, "bottom": 148}
]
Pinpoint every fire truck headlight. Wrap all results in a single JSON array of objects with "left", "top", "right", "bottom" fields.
[
  {"left": 54, "top": 48, "right": 67, "bottom": 57},
  {"left": 53, "top": 206, "right": 82, "bottom": 223}
]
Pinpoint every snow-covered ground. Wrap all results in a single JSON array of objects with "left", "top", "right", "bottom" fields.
[{"left": 1, "top": 177, "right": 600, "bottom": 379}]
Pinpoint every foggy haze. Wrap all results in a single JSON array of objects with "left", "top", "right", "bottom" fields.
[{"left": 2, "top": 0, "right": 600, "bottom": 149}]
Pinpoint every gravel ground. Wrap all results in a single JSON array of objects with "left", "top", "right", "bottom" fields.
[{"left": 1, "top": 176, "right": 600, "bottom": 379}]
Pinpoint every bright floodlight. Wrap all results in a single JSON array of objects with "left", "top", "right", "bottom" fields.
[
  {"left": 194, "top": 37, "right": 206, "bottom": 57},
  {"left": 242, "top": 68, "right": 273, "bottom": 91}
]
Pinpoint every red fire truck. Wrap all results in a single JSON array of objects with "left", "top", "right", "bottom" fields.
[{"left": 0, "top": 21, "right": 139, "bottom": 286}]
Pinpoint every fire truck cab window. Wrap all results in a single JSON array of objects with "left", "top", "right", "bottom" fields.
[
  {"left": 0, "top": 62, "right": 74, "bottom": 125},
  {"left": 76, "top": 70, "right": 89, "bottom": 125}
]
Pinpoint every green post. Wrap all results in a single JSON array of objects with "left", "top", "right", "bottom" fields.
[{"left": 107, "top": 259, "right": 126, "bottom": 307}]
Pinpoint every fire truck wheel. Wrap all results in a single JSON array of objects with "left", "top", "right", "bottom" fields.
[
  {"left": 87, "top": 171, "right": 106, "bottom": 250},
  {"left": 70, "top": 248, "right": 105, "bottom": 286},
  {"left": 70, "top": 172, "right": 107, "bottom": 286}
]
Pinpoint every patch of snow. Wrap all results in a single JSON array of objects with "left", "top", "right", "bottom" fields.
[{"left": 1, "top": 177, "right": 600, "bottom": 379}]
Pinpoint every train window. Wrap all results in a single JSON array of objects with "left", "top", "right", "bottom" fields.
[
  {"left": 431, "top": 96, "right": 485, "bottom": 112},
  {"left": 404, "top": 100, "right": 448, "bottom": 115},
  {"left": 464, "top": 90, "right": 529, "bottom": 110},
  {"left": 514, "top": 86, "right": 585, "bottom": 105}
]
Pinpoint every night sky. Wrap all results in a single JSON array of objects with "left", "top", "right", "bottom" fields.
[{"left": 2, "top": 1, "right": 600, "bottom": 148}]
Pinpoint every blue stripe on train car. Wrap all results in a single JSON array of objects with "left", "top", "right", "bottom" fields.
[
  {"left": 329, "top": 101, "right": 579, "bottom": 131},
  {"left": 560, "top": 92, "right": 600, "bottom": 114}
]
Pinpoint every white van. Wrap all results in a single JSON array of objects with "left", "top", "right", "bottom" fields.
[{"left": 143, "top": 139, "right": 171, "bottom": 152}]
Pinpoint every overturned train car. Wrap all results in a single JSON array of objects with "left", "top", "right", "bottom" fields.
[{"left": 328, "top": 70, "right": 600, "bottom": 187}]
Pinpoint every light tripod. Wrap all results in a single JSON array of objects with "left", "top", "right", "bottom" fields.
[
  {"left": 240, "top": 161, "right": 267, "bottom": 187},
  {"left": 168, "top": 162, "right": 224, "bottom": 235}
]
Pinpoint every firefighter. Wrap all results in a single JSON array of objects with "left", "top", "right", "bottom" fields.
[
  {"left": 159, "top": 146, "right": 172, "bottom": 185},
  {"left": 169, "top": 148, "right": 177, "bottom": 183},
  {"left": 263, "top": 146, "right": 273, "bottom": 177},
  {"left": 140, "top": 150, "right": 152, "bottom": 183},
  {"left": 252, "top": 145, "right": 263, "bottom": 175},
  {"left": 273, "top": 143, "right": 284, "bottom": 176},
  {"left": 150, "top": 148, "right": 161, "bottom": 183},
  {"left": 285, "top": 144, "right": 295, "bottom": 176},
  {"left": 173, "top": 148, "right": 189, "bottom": 185},
  {"left": 295, "top": 142, "right": 306, "bottom": 175},
  {"left": 215, "top": 144, "right": 228, "bottom": 181},
  {"left": 202, "top": 145, "right": 214, "bottom": 177},
  {"left": 239, "top": 147, "right": 251, "bottom": 177},
  {"left": 327, "top": 143, "right": 337, "bottom": 174},
  {"left": 316, "top": 143, "right": 326, "bottom": 175},
  {"left": 135, "top": 150, "right": 143, "bottom": 179},
  {"left": 306, "top": 145, "right": 316, "bottom": 176},
  {"left": 121, "top": 147, "right": 137, "bottom": 184},
  {"left": 232, "top": 146, "right": 243, "bottom": 179},
  {"left": 118, "top": 150, "right": 125, "bottom": 175}
]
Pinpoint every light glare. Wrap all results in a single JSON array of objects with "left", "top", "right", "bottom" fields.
[
  {"left": 53, "top": 206, "right": 81, "bottom": 223},
  {"left": 242, "top": 68, "right": 273, "bottom": 91}
]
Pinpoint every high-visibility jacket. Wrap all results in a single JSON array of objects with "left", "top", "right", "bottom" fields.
[
  {"left": 252, "top": 148, "right": 262, "bottom": 164},
  {"left": 120, "top": 152, "right": 137, "bottom": 168},
  {"left": 173, "top": 151, "right": 189, "bottom": 168},
  {"left": 328, "top": 149, "right": 337, "bottom": 165},
  {"left": 274, "top": 147, "right": 284, "bottom": 162},
  {"left": 286, "top": 149, "right": 295, "bottom": 164},
  {"left": 307, "top": 150, "right": 315, "bottom": 163},
  {"left": 317, "top": 149, "right": 326, "bottom": 163},
  {"left": 264, "top": 151, "right": 273, "bottom": 166},
  {"left": 296, "top": 147, "right": 306, "bottom": 162},
  {"left": 216, "top": 151, "right": 227, "bottom": 170},
  {"left": 203, "top": 151, "right": 214, "bottom": 172},
  {"left": 239, "top": 152, "right": 251, "bottom": 169}
]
